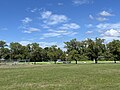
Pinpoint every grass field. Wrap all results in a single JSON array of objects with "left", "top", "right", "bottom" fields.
[{"left": 0, "top": 63, "right": 120, "bottom": 90}]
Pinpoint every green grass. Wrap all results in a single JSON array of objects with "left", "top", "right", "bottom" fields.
[{"left": 0, "top": 63, "right": 120, "bottom": 90}]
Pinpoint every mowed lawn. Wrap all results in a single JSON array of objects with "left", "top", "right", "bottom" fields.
[{"left": 0, "top": 64, "right": 120, "bottom": 90}]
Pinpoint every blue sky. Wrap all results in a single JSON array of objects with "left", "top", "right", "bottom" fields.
[{"left": 0, "top": 0, "right": 120, "bottom": 49}]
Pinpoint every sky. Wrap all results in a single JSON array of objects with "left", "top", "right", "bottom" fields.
[{"left": 0, "top": 0, "right": 120, "bottom": 49}]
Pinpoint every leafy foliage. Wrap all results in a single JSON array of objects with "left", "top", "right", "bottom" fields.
[{"left": 0, "top": 38, "right": 120, "bottom": 64}]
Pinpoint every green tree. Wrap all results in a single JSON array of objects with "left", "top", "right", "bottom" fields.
[
  {"left": 20, "top": 46, "right": 30, "bottom": 60},
  {"left": 1, "top": 48, "right": 10, "bottom": 60},
  {"left": 0, "top": 41, "right": 9, "bottom": 59},
  {"left": 43, "top": 47, "right": 51, "bottom": 61},
  {"left": 85, "top": 38, "right": 105, "bottom": 64},
  {"left": 27, "top": 43, "right": 42, "bottom": 64},
  {"left": 104, "top": 49, "right": 114, "bottom": 61},
  {"left": 47, "top": 45, "right": 63, "bottom": 64},
  {"left": 68, "top": 50, "right": 80, "bottom": 64},
  {"left": 10, "top": 42, "right": 23, "bottom": 60},
  {"left": 60, "top": 51, "right": 66, "bottom": 61},
  {"left": 107, "top": 40, "right": 120, "bottom": 63},
  {"left": 64, "top": 39, "right": 81, "bottom": 64},
  {"left": 0, "top": 41, "right": 7, "bottom": 48},
  {"left": 64, "top": 39, "right": 80, "bottom": 52}
]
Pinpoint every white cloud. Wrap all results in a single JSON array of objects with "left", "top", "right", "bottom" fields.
[
  {"left": 38, "top": 42, "right": 66, "bottom": 51},
  {"left": 40, "top": 10, "right": 79, "bottom": 39},
  {"left": 41, "top": 24, "right": 50, "bottom": 29},
  {"left": 96, "top": 23, "right": 120, "bottom": 42},
  {"left": 40, "top": 37, "right": 45, "bottom": 40},
  {"left": 45, "top": 15, "right": 67, "bottom": 25},
  {"left": 86, "top": 30, "right": 93, "bottom": 34},
  {"left": 30, "top": 8, "right": 37, "bottom": 12},
  {"left": 97, "top": 29, "right": 104, "bottom": 33},
  {"left": 23, "top": 27, "right": 40, "bottom": 33},
  {"left": 19, "top": 41, "right": 32, "bottom": 46},
  {"left": 42, "top": 29, "right": 77, "bottom": 38},
  {"left": 58, "top": 3, "right": 63, "bottom": 6},
  {"left": 89, "top": 11, "right": 113, "bottom": 22},
  {"left": 101, "top": 29, "right": 120, "bottom": 37},
  {"left": 96, "top": 23, "right": 120, "bottom": 30},
  {"left": 26, "top": 8, "right": 43, "bottom": 13},
  {"left": 99, "top": 11, "right": 113, "bottom": 16},
  {"left": 21, "top": 17, "right": 32, "bottom": 24},
  {"left": 38, "top": 42, "right": 57, "bottom": 48},
  {"left": 101, "top": 36, "right": 120, "bottom": 43},
  {"left": 89, "top": 15, "right": 94, "bottom": 19},
  {"left": 73, "top": 0, "right": 92, "bottom": 5},
  {"left": 41, "top": 11, "right": 68, "bottom": 25},
  {"left": 19, "top": 41, "right": 65, "bottom": 50},
  {"left": 96, "top": 17, "right": 108, "bottom": 22},
  {"left": 43, "top": 32, "right": 61, "bottom": 38},
  {"left": 41, "top": 11, "right": 52, "bottom": 19},
  {"left": 59, "top": 23, "right": 80, "bottom": 30},
  {"left": 86, "top": 24, "right": 93, "bottom": 28},
  {"left": 48, "top": 29, "right": 66, "bottom": 33}
]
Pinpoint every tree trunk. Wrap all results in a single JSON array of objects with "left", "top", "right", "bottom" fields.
[
  {"left": 114, "top": 60, "right": 116, "bottom": 63},
  {"left": 94, "top": 58, "right": 97, "bottom": 64},
  {"left": 54, "top": 60, "right": 56, "bottom": 64},
  {"left": 34, "top": 58, "right": 36, "bottom": 64},
  {"left": 75, "top": 60, "right": 77, "bottom": 64}
]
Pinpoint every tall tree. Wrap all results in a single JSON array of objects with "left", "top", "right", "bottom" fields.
[
  {"left": 60, "top": 51, "right": 66, "bottom": 61},
  {"left": 64, "top": 39, "right": 81, "bottom": 64},
  {"left": 43, "top": 47, "right": 50, "bottom": 61},
  {"left": 0, "top": 41, "right": 8, "bottom": 59},
  {"left": 27, "top": 43, "right": 42, "bottom": 64},
  {"left": 64, "top": 39, "right": 80, "bottom": 52},
  {"left": 0, "top": 41, "right": 7, "bottom": 48},
  {"left": 10, "top": 42, "right": 23, "bottom": 60},
  {"left": 47, "top": 45, "right": 63, "bottom": 64},
  {"left": 85, "top": 38, "right": 105, "bottom": 63},
  {"left": 1, "top": 48, "right": 10, "bottom": 60},
  {"left": 67, "top": 50, "right": 80, "bottom": 64},
  {"left": 107, "top": 40, "right": 120, "bottom": 63}
]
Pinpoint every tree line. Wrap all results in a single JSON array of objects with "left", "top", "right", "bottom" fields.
[{"left": 0, "top": 38, "right": 120, "bottom": 64}]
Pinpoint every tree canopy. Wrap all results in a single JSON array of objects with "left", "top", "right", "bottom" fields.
[{"left": 0, "top": 38, "right": 120, "bottom": 64}]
